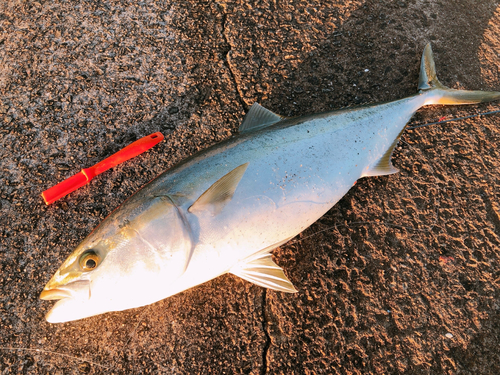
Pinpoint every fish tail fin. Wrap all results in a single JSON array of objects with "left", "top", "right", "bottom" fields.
[{"left": 418, "top": 43, "right": 500, "bottom": 105}]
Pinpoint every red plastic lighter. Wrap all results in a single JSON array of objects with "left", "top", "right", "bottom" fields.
[{"left": 42, "top": 132, "right": 164, "bottom": 205}]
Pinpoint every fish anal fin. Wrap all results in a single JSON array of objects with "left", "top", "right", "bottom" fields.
[
  {"left": 188, "top": 163, "right": 249, "bottom": 215},
  {"left": 239, "top": 103, "right": 285, "bottom": 133},
  {"left": 230, "top": 247, "right": 297, "bottom": 293},
  {"left": 362, "top": 136, "right": 400, "bottom": 177}
]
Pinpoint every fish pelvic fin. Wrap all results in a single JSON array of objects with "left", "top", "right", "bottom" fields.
[
  {"left": 230, "top": 252, "right": 297, "bottom": 293},
  {"left": 419, "top": 43, "right": 500, "bottom": 105},
  {"left": 229, "top": 236, "right": 297, "bottom": 293}
]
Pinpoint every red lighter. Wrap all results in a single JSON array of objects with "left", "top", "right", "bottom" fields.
[{"left": 42, "top": 132, "right": 164, "bottom": 205}]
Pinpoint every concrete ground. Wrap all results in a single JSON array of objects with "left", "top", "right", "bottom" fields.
[{"left": 1, "top": 0, "right": 500, "bottom": 373}]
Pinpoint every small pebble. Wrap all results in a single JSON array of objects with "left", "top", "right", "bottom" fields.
[{"left": 445, "top": 333, "right": 453, "bottom": 339}]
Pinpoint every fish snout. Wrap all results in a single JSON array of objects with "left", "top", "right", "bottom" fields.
[
  {"left": 40, "top": 288, "right": 72, "bottom": 300},
  {"left": 40, "top": 279, "right": 91, "bottom": 301}
]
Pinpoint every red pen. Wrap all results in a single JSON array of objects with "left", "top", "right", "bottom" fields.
[{"left": 42, "top": 132, "right": 164, "bottom": 205}]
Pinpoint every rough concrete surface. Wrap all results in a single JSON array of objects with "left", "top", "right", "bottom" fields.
[{"left": 1, "top": 0, "right": 500, "bottom": 373}]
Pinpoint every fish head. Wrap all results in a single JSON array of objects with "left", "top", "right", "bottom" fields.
[
  {"left": 41, "top": 196, "right": 194, "bottom": 323},
  {"left": 40, "top": 233, "right": 113, "bottom": 323}
]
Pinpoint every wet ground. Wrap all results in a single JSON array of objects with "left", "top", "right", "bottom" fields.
[{"left": 1, "top": 0, "right": 500, "bottom": 373}]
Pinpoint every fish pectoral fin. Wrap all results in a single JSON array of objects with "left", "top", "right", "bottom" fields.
[
  {"left": 239, "top": 103, "right": 285, "bottom": 133},
  {"left": 230, "top": 253, "right": 298, "bottom": 293},
  {"left": 188, "top": 163, "right": 249, "bottom": 216},
  {"left": 362, "top": 134, "right": 401, "bottom": 177}
]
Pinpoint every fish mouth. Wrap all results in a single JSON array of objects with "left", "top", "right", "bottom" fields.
[
  {"left": 40, "top": 280, "right": 91, "bottom": 301},
  {"left": 40, "top": 288, "right": 72, "bottom": 300},
  {"left": 40, "top": 280, "right": 94, "bottom": 323}
]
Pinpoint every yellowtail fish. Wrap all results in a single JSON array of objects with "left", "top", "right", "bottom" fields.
[{"left": 40, "top": 44, "right": 500, "bottom": 323}]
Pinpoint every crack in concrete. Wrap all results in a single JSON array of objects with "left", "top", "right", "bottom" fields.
[
  {"left": 214, "top": 4, "right": 270, "bottom": 373},
  {"left": 215, "top": 1, "right": 249, "bottom": 112},
  {"left": 260, "top": 289, "right": 271, "bottom": 375}
]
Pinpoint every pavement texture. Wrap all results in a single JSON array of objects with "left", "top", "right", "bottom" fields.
[{"left": 1, "top": 0, "right": 500, "bottom": 374}]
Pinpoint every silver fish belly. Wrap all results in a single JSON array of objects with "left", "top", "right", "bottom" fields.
[{"left": 40, "top": 44, "right": 500, "bottom": 323}]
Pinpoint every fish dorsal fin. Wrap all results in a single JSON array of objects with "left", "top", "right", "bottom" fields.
[
  {"left": 229, "top": 236, "right": 297, "bottom": 293},
  {"left": 188, "top": 163, "right": 249, "bottom": 215},
  {"left": 362, "top": 136, "right": 400, "bottom": 177},
  {"left": 230, "top": 252, "right": 297, "bottom": 293},
  {"left": 418, "top": 43, "right": 444, "bottom": 91},
  {"left": 239, "top": 103, "right": 284, "bottom": 133}
]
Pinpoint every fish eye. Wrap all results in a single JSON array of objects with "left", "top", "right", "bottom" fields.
[{"left": 79, "top": 250, "right": 100, "bottom": 271}]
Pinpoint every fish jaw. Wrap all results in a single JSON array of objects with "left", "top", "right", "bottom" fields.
[
  {"left": 39, "top": 288, "right": 72, "bottom": 300},
  {"left": 40, "top": 279, "right": 94, "bottom": 323},
  {"left": 40, "top": 277, "right": 135, "bottom": 323},
  {"left": 43, "top": 293, "right": 97, "bottom": 323}
]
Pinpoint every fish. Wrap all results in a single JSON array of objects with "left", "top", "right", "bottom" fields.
[{"left": 40, "top": 44, "right": 500, "bottom": 323}]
